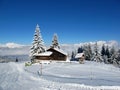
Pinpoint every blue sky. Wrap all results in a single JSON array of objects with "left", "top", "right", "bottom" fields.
[{"left": 0, "top": 0, "right": 120, "bottom": 45}]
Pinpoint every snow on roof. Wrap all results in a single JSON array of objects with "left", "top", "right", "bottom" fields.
[
  {"left": 34, "top": 51, "right": 52, "bottom": 56},
  {"left": 53, "top": 48, "right": 67, "bottom": 55},
  {"left": 75, "top": 53, "right": 84, "bottom": 58}
]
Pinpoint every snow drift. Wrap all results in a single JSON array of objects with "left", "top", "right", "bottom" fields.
[{"left": 0, "top": 61, "right": 120, "bottom": 90}]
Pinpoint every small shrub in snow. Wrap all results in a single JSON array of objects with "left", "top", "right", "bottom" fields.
[{"left": 25, "top": 62, "right": 32, "bottom": 67}]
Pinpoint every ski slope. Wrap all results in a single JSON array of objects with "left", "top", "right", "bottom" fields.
[{"left": 0, "top": 61, "right": 120, "bottom": 90}]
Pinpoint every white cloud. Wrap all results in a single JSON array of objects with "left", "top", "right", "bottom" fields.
[{"left": 0, "top": 42, "right": 24, "bottom": 48}]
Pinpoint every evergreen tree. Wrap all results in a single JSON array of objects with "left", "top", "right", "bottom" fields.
[
  {"left": 94, "top": 42, "right": 98, "bottom": 55},
  {"left": 105, "top": 46, "right": 111, "bottom": 63},
  {"left": 82, "top": 45, "right": 88, "bottom": 60},
  {"left": 87, "top": 43, "right": 92, "bottom": 60},
  {"left": 51, "top": 33, "right": 60, "bottom": 49},
  {"left": 77, "top": 46, "right": 83, "bottom": 53},
  {"left": 101, "top": 44, "right": 107, "bottom": 63},
  {"left": 118, "top": 49, "right": 120, "bottom": 53},
  {"left": 110, "top": 46, "right": 115, "bottom": 56},
  {"left": 92, "top": 42, "right": 102, "bottom": 62},
  {"left": 117, "top": 49, "right": 120, "bottom": 63},
  {"left": 30, "top": 24, "right": 46, "bottom": 61},
  {"left": 71, "top": 51, "right": 75, "bottom": 59},
  {"left": 116, "top": 49, "right": 120, "bottom": 61},
  {"left": 105, "top": 46, "right": 110, "bottom": 58},
  {"left": 113, "top": 49, "right": 120, "bottom": 67},
  {"left": 110, "top": 46, "right": 116, "bottom": 64},
  {"left": 82, "top": 44, "right": 90, "bottom": 60},
  {"left": 101, "top": 44, "right": 106, "bottom": 56},
  {"left": 16, "top": 58, "right": 18, "bottom": 62}
]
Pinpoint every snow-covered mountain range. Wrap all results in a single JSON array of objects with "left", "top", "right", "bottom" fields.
[
  {"left": 0, "top": 40, "right": 119, "bottom": 56},
  {"left": 0, "top": 43, "right": 30, "bottom": 56},
  {"left": 0, "top": 43, "right": 30, "bottom": 62}
]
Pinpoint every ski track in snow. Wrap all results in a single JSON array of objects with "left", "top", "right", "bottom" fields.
[{"left": 0, "top": 61, "right": 120, "bottom": 90}]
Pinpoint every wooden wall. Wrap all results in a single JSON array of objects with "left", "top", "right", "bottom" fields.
[{"left": 47, "top": 49, "right": 67, "bottom": 61}]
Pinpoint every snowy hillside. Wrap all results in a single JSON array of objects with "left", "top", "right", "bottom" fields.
[{"left": 0, "top": 61, "right": 120, "bottom": 90}]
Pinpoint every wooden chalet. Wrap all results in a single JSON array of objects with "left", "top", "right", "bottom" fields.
[
  {"left": 33, "top": 48, "right": 67, "bottom": 62},
  {"left": 75, "top": 53, "right": 85, "bottom": 64},
  {"left": 47, "top": 48, "right": 67, "bottom": 61}
]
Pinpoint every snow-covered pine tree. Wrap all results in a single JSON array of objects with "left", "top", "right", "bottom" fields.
[
  {"left": 101, "top": 44, "right": 106, "bottom": 56},
  {"left": 94, "top": 42, "right": 98, "bottom": 56},
  {"left": 105, "top": 45, "right": 111, "bottom": 63},
  {"left": 77, "top": 46, "right": 83, "bottom": 53},
  {"left": 51, "top": 33, "right": 60, "bottom": 49},
  {"left": 110, "top": 46, "right": 116, "bottom": 56},
  {"left": 116, "top": 49, "right": 120, "bottom": 65},
  {"left": 83, "top": 44, "right": 92, "bottom": 60},
  {"left": 87, "top": 43, "right": 92, "bottom": 60},
  {"left": 105, "top": 46, "right": 110, "bottom": 58},
  {"left": 113, "top": 49, "right": 120, "bottom": 67},
  {"left": 71, "top": 51, "right": 75, "bottom": 60},
  {"left": 30, "top": 24, "right": 46, "bottom": 61},
  {"left": 82, "top": 45, "right": 88, "bottom": 60},
  {"left": 92, "top": 42, "right": 102, "bottom": 62},
  {"left": 101, "top": 44, "right": 107, "bottom": 63},
  {"left": 109, "top": 46, "right": 116, "bottom": 64}
]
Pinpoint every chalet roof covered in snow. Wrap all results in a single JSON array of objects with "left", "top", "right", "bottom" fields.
[
  {"left": 33, "top": 51, "right": 52, "bottom": 56},
  {"left": 75, "top": 53, "right": 84, "bottom": 58},
  {"left": 52, "top": 48, "right": 67, "bottom": 56}
]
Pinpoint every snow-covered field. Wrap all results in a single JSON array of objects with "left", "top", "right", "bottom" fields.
[{"left": 0, "top": 61, "right": 120, "bottom": 90}]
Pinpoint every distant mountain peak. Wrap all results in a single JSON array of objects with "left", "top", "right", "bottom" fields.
[{"left": 0, "top": 42, "right": 24, "bottom": 48}]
